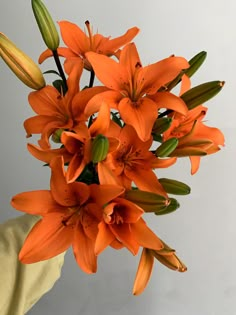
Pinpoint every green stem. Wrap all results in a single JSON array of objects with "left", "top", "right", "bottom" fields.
[{"left": 52, "top": 50, "right": 68, "bottom": 92}]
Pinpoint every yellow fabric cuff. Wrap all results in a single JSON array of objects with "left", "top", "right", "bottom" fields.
[{"left": 0, "top": 214, "right": 65, "bottom": 315}]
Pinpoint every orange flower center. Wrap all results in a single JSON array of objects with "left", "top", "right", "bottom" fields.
[
  {"left": 104, "top": 204, "right": 124, "bottom": 225},
  {"left": 115, "top": 144, "right": 142, "bottom": 171}
]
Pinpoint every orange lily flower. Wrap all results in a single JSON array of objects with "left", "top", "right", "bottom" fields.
[
  {"left": 39, "top": 20, "right": 139, "bottom": 70},
  {"left": 98, "top": 122, "right": 176, "bottom": 196},
  {"left": 24, "top": 57, "right": 107, "bottom": 149},
  {"left": 95, "top": 198, "right": 163, "bottom": 256},
  {"left": 27, "top": 102, "right": 117, "bottom": 183},
  {"left": 163, "top": 105, "right": 225, "bottom": 174},
  {"left": 85, "top": 43, "right": 189, "bottom": 141},
  {"left": 11, "top": 156, "right": 124, "bottom": 273}
]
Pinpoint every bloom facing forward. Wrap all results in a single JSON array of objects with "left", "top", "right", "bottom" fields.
[{"left": 85, "top": 43, "right": 189, "bottom": 141}]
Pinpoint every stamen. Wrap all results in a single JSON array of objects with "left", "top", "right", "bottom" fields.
[{"left": 85, "top": 20, "right": 93, "bottom": 49}]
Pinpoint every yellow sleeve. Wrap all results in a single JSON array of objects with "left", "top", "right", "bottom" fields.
[{"left": 0, "top": 214, "right": 65, "bottom": 315}]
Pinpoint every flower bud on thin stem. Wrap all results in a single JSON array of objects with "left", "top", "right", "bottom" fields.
[{"left": 31, "top": 0, "right": 60, "bottom": 51}]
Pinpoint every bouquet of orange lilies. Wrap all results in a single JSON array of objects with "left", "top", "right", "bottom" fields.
[{"left": 0, "top": 0, "right": 225, "bottom": 295}]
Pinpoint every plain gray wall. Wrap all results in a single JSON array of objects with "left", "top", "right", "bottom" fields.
[{"left": 0, "top": 0, "right": 235, "bottom": 314}]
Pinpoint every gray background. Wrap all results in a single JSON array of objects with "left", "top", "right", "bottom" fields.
[{"left": 0, "top": 0, "right": 235, "bottom": 314}]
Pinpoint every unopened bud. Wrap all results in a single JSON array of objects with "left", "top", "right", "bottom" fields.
[
  {"left": 181, "top": 80, "right": 225, "bottom": 110},
  {"left": 125, "top": 189, "right": 170, "bottom": 213},
  {"left": 0, "top": 33, "right": 45, "bottom": 90},
  {"left": 185, "top": 51, "right": 207, "bottom": 78},
  {"left": 32, "top": 0, "right": 60, "bottom": 50},
  {"left": 52, "top": 128, "right": 64, "bottom": 143},
  {"left": 155, "top": 138, "right": 178, "bottom": 157},
  {"left": 159, "top": 178, "right": 191, "bottom": 195},
  {"left": 91, "top": 134, "right": 109, "bottom": 163},
  {"left": 155, "top": 198, "right": 179, "bottom": 215},
  {"left": 152, "top": 117, "right": 172, "bottom": 135}
]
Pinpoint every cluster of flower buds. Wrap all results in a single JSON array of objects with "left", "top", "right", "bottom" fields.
[{"left": 1, "top": 0, "right": 224, "bottom": 295}]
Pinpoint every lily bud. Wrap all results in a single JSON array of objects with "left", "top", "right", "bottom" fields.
[
  {"left": 184, "top": 51, "right": 207, "bottom": 78},
  {"left": 151, "top": 246, "right": 187, "bottom": 272},
  {"left": 52, "top": 128, "right": 64, "bottom": 143},
  {"left": 91, "top": 134, "right": 109, "bottom": 163},
  {"left": 32, "top": 0, "right": 59, "bottom": 50},
  {"left": 181, "top": 80, "right": 225, "bottom": 110},
  {"left": 155, "top": 198, "right": 180, "bottom": 215},
  {"left": 152, "top": 117, "right": 172, "bottom": 135},
  {"left": 125, "top": 189, "right": 170, "bottom": 213},
  {"left": 155, "top": 137, "right": 178, "bottom": 157},
  {"left": 0, "top": 33, "right": 45, "bottom": 90},
  {"left": 158, "top": 178, "right": 191, "bottom": 195}
]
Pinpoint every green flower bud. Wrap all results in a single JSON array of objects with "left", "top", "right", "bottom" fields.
[
  {"left": 32, "top": 0, "right": 60, "bottom": 50},
  {"left": 125, "top": 189, "right": 170, "bottom": 213},
  {"left": 52, "top": 128, "right": 64, "bottom": 143},
  {"left": 0, "top": 33, "right": 45, "bottom": 90},
  {"left": 184, "top": 51, "right": 207, "bottom": 78},
  {"left": 159, "top": 178, "right": 191, "bottom": 195},
  {"left": 155, "top": 198, "right": 180, "bottom": 215},
  {"left": 91, "top": 134, "right": 109, "bottom": 163},
  {"left": 152, "top": 117, "right": 172, "bottom": 135},
  {"left": 181, "top": 80, "right": 225, "bottom": 110},
  {"left": 155, "top": 138, "right": 178, "bottom": 157}
]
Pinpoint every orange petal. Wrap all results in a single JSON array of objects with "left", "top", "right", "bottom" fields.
[
  {"left": 24, "top": 115, "right": 57, "bottom": 137},
  {"left": 131, "top": 219, "right": 163, "bottom": 250},
  {"left": 73, "top": 222, "right": 97, "bottom": 273},
  {"left": 110, "top": 223, "right": 139, "bottom": 255},
  {"left": 27, "top": 143, "right": 73, "bottom": 164},
  {"left": 138, "top": 56, "right": 189, "bottom": 95},
  {"left": 11, "top": 190, "right": 59, "bottom": 215},
  {"left": 152, "top": 91, "right": 188, "bottom": 116},
  {"left": 86, "top": 52, "right": 128, "bottom": 90},
  {"left": 132, "top": 248, "right": 154, "bottom": 295},
  {"left": 119, "top": 43, "right": 141, "bottom": 81},
  {"left": 89, "top": 101, "right": 110, "bottom": 136},
  {"left": 125, "top": 168, "right": 167, "bottom": 197},
  {"left": 90, "top": 184, "right": 124, "bottom": 206},
  {"left": 64, "top": 57, "right": 83, "bottom": 101},
  {"left": 28, "top": 86, "right": 60, "bottom": 115},
  {"left": 151, "top": 157, "right": 177, "bottom": 168},
  {"left": 72, "top": 86, "right": 109, "bottom": 119},
  {"left": 190, "top": 156, "right": 201, "bottom": 174},
  {"left": 111, "top": 198, "right": 144, "bottom": 223},
  {"left": 100, "top": 27, "right": 139, "bottom": 55},
  {"left": 118, "top": 97, "right": 158, "bottom": 142},
  {"left": 38, "top": 47, "right": 77, "bottom": 64},
  {"left": 95, "top": 221, "right": 115, "bottom": 255},
  {"left": 180, "top": 74, "right": 191, "bottom": 95},
  {"left": 50, "top": 156, "right": 78, "bottom": 206},
  {"left": 97, "top": 162, "right": 122, "bottom": 186},
  {"left": 19, "top": 213, "right": 73, "bottom": 263},
  {"left": 59, "top": 21, "right": 89, "bottom": 55}
]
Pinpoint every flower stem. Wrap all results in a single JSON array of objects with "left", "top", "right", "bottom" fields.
[
  {"left": 52, "top": 50, "right": 68, "bottom": 92},
  {"left": 158, "top": 109, "right": 172, "bottom": 118},
  {"left": 89, "top": 70, "right": 95, "bottom": 88}
]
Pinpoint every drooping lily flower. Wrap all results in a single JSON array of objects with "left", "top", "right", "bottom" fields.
[
  {"left": 163, "top": 105, "right": 225, "bottom": 174},
  {"left": 95, "top": 198, "right": 163, "bottom": 256},
  {"left": 39, "top": 20, "right": 139, "bottom": 70},
  {"left": 85, "top": 43, "right": 189, "bottom": 141}
]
